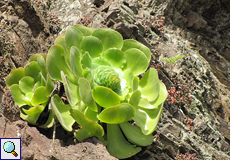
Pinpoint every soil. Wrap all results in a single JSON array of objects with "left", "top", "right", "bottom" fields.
[{"left": 0, "top": 0, "right": 230, "bottom": 160}]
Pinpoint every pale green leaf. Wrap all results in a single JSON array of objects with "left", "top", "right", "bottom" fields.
[
  {"left": 107, "top": 124, "right": 141, "bottom": 159},
  {"left": 120, "top": 122, "right": 153, "bottom": 146},
  {"left": 139, "top": 68, "right": 159, "bottom": 101},
  {"left": 98, "top": 103, "right": 135, "bottom": 124},
  {"left": 51, "top": 95, "right": 75, "bottom": 131},
  {"left": 92, "top": 86, "right": 120, "bottom": 108}
]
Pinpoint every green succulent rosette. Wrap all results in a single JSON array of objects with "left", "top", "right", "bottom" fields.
[
  {"left": 46, "top": 24, "right": 168, "bottom": 159},
  {"left": 6, "top": 54, "right": 54, "bottom": 128}
]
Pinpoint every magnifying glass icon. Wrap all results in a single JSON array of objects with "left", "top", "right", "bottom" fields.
[{"left": 3, "top": 141, "right": 18, "bottom": 157}]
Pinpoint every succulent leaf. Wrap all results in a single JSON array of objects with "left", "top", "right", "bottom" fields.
[
  {"left": 31, "top": 86, "right": 49, "bottom": 106},
  {"left": 124, "top": 48, "right": 149, "bottom": 76},
  {"left": 74, "top": 128, "right": 93, "bottom": 142},
  {"left": 39, "top": 110, "right": 55, "bottom": 128},
  {"left": 120, "top": 122, "right": 153, "bottom": 146},
  {"left": 139, "top": 81, "right": 168, "bottom": 109},
  {"left": 45, "top": 73, "right": 54, "bottom": 97},
  {"left": 24, "top": 61, "right": 41, "bottom": 82},
  {"left": 61, "top": 71, "right": 80, "bottom": 106},
  {"left": 6, "top": 68, "right": 25, "bottom": 88},
  {"left": 19, "top": 76, "right": 35, "bottom": 94},
  {"left": 92, "top": 86, "right": 120, "bottom": 108},
  {"left": 78, "top": 77, "right": 98, "bottom": 112},
  {"left": 98, "top": 103, "right": 135, "bottom": 124},
  {"left": 51, "top": 95, "right": 75, "bottom": 132},
  {"left": 139, "top": 68, "right": 159, "bottom": 101},
  {"left": 70, "top": 109, "right": 104, "bottom": 138},
  {"left": 122, "top": 39, "right": 151, "bottom": 62},
  {"left": 80, "top": 36, "right": 103, "bottom": 58},
  {"left": 70, "top": 46, "right": 83, "bottom": 78},
  {"left": 22, "top": 105, "right": 45, "bottom": 117},
  {"left": 37, "top": 55, "right": 47, "bottom": 79},
  {"left": 129, "top": 90, "right": 141, "bottom": 108},
  {"left": 65, "top": 26, "right": 84, "bottom": 50},
  {"left": 81, "top": 52, "right": 91, "bottom": 69},
  {"left": 20, "top": 106, "right": 45, "bottom": 125},
  {"left": 107, "top": 124, "right": 141, "bottom": 159},
  {"left": 46, "top": 44, "right": 77, "bottom": 84},
  {"left": 133, "top": 103, "right": 164, "bottom": 135},
  {"left": 10, "top": 84, "right": 27, "bottom": 107},
  {"left": 92, "top": 29, "right": 123, "bottom": 51},
  {"left": 74, "top": 24, "right": 95, "bottom": 36},
  {"left": 93, "top": 66, "right": 120, "bottom": 91},
  {"left": 103, "top": 48, "right": 126, "bottom": 69}
]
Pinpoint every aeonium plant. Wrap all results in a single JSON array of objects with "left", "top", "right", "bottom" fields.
[
  {"left": 6, "top": 54, "right": 55, "bottom": 128},
  {"left": 46, "top": 24, "right": 168, "bottom": 159}
]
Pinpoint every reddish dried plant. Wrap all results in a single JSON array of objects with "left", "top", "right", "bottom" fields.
[
  {"left": 175, "top": 153, "right": 197, "bottom": 160},
  {"left": 166, "top": 76, "right": 193, "bottom": 108}
]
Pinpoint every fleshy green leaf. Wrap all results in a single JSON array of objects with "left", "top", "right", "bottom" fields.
[
  {"left": 122, "top": 39, "right": 151, "bottom": 62},
  {"left": 124, "top": 48, "right": 149, "bottom": 76},
  {"left": 70, "top": 109, "right": 104, "bottom": 137},
  {"left": 19, "top": 76, "right": 35, "bottom": 94},
  {"left": 120, "top": 122, "right": 153, "bottom": 146},
  {"left": 74, "top": 128, "right": 93, "bottom": 142},
  {"left": 124, "top": 69, "right": 134, "bottom": 88},
  {"left": 92, "top": 57, "right": 111, "bottom": 66},
  {"left": 80, "top": 36, "right": 103, "bottom": 58},
  {"left": 54, "top": 34, "right": 70, "bottom": 63},
  {"left": 129, "top": 90, "right": 141, "bottom": 108},
  {"left": 103, "top": 48, "right": 126, "bottom": 69},
  {"left": 39, "top": 110, "right": 54, "bottom": 128},
  {"left": 10, "top": 84, "right": 27, "bottom": 107},
  {"left": 84, "top": 106, "right": 100, "bottom": 122},
  {"left": 31, "top": 86, "right": 49, "bottom": 106},
  {"left": 37, "top": 55, "right": 47, "bottom": 79},
  {"left": 78, "top": 78, "right": 98, "bottom": 112},
  {"left": 54, "top": 34, "right": 67, "bottom": 50},
  {"left": 45, "top": 73, "right": 54, "bottom": 97},
  {"left": 107, "top": 124, "right": 141, "bottom": 159},
  {"left": 22, "top": 105, "right": 45, "bottom": 116},
  {"left": 139, "top": 68, "right": 159, "bottom": 101},
  {"left": 70, "top": 46, "right": 83, "bottom": 78},
  {"left": 6, "top": 68, "right": 25, "bottom": 88},
  {"left": 65, "top": 26, "right": 84, "bottom": 50},
  {"left": 38, "top": 72, "right": 46, "bottom": 87},
  {"left": 83, "top": 70, "right": 94, "bottom": 89},
  {"left": 21, "top": 92, "right": 33, "bottom": 106},
  {"left": 75, "top": 101, "right": 87, "bottom": 113},
  {"left": 139, "top": 81, "right": 168, "bottom": 109},
  {"left": 24, "top": 61, "right": 41, "bottom": 82},
  {"left": 133, "top": 103, "right": 164, "bottom": 135},
  {"left": 98, "top": 103, "right": 135, "bottom": 124},
  {"left": 51, "top": 95, "right": 75, "bottom": 131},
  {"left": 92, "top": 29, "right": 123, "bottom": 51},
  {"left": 46, "top": 45, "right": 77, "bottom": 84},
  {"left": 74, "top": 24, "right": 95, "bottom": 36},
  {"left": 81, "top": 52, "right": 91, "bottom": 69},
  {"left": 61, "top": 71, "right": 80, "bottom": 106},
  {"left": 132, "top": 76, "right": 139, "bottom": 92},
  {"left": 33, "top": 81, "right": 41, "bottom": 90},
  {"left": 29, "top": 53, "right": 46, "bottom": 62},
  {"left": 92, "top": 86, "right": 120, "bottom": 108},
  {"left": 20, "top": 106, "right": 43, "bottom": 125}
]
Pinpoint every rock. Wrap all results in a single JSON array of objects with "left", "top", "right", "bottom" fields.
[{"left": 0, "top": 117, "right": 117, "bottom": 160}]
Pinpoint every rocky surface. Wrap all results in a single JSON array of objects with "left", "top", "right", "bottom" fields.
[{"left": 1, "top": 0, "right": 230, "bottom": 159}]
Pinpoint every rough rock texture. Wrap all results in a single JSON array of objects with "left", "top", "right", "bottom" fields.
[
  {"left": 1, "top": 0, "right": 230, "bottom": 159},
  {"left": 0, "top": 117, "right": 116, "bottom": 160}
]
